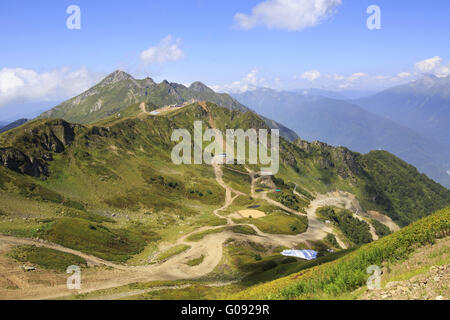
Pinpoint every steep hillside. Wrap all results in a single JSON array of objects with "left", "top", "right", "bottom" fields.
[
  {"left": 232, "top": 88, "right": 450, "bottom": 188},
  {"left": 232, "top": 205, "right": 450, "bottom": 300},
  {"left": 360, "top": 237, "right": 449, "bottom": 300},
  {"left": 285, "top": 139, "right": 450, "bottom": 226}
]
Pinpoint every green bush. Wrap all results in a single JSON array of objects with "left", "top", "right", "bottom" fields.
[
  {"left": 325, "top": 233, "right": 340, "bottom": 249},
  {"left": 232, "top": 225, "right": 257, "bottom": 235},
  {"left": 318, "top": 207, "right": 372, "bottom": 245}
]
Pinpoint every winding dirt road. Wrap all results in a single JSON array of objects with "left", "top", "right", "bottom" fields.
[{"left": 0, "top": 161, "right": 384, "bottom": 299}]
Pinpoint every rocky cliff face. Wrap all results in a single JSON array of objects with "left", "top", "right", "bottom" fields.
[
  {"left": 0, "top": 120, "right": 82, "bottom": 177},
  {"left": 294, "top": 138, "right": 362, "bottom": 179},
  {"left": 0, "top": 147, "right": 48, "bottom": 177}
]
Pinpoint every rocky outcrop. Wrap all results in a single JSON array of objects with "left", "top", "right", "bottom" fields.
[
  {"left": 331, "top": 147, "right": 363, "bottom": 178},
  {"left": 0, "top": 120, "right": 81, "bottom": 177},
  {"left": 294, "top": 138, "right": 362, "bottom": 179},
  {"left": 0, "top": 147, "right": 48, "bottom": 177},
  {"left": 23, "top": 120, "right": 79, "bottom": 153}
]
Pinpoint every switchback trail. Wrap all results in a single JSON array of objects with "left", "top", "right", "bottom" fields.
[{"left": 0, "top": 161, "right": 382, "bottom": 299}]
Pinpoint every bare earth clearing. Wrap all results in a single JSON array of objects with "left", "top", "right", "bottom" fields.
[{"left": 238, "top": 209, "right": 266, "bottom": 218}]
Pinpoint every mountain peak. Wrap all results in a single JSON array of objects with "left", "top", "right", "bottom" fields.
[
  {"left": 143, "top": 77, "right": 156, "bottom": 86},
  {"left": 189, "top": 81, "right": 214, "bottom": 93},
  {"left": 100, "top": 70, "right": 135, "bottom": 85}
]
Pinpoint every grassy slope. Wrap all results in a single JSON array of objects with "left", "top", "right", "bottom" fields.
[
  {"left": 231, "top": 206, "right": 450, "bottom": 300},
  {"left": 8, "top": 245, "right": 87, "bottom": 272}
]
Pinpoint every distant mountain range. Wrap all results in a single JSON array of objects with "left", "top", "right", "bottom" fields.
[
  {"left": 232, "top": 86, "right": 450, "bottom": 188},
  {"left": 0, "top": 119, "right": 28, "bottom": 134},
  {"left": 356, "top": 74, "right": 450, "bottom": 148},
  {"left": 0, "top": 101, "right": 60, "bottom": 123},
  {"left": 293, "top": 88, "right": 376, "bottom": 100}
]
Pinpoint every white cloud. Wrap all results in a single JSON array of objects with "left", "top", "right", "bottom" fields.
[
  {"left": 211, "top": 69, "right": 274, "bottom": 93},
  {"left": 415, "top": 56, "right": 442, "bottom": 73},
  {"left": 414, "top": 56, "right": 450, "bottom": 77},
  {"left": 293, "top": 70, "right": 415, "bottom": 91},
  {"left": 348, "top": 72, "right": 367, "bottom": 82},
  {"left": 234, "top": 0, "right": 342, "bottom": 31},
  {"left": 333, "top": 74, "right": 345, "bottom": 81},
  {"left": 374, "top": 75, "right": 388, "bottom": 80},
  {"left": 301, "top": 70, "right": 321, "bottom": 81},
  {"left": 396, "top": 72, "right": 412, "bottom": 78},
  {"left": 0, "top": 67, "right": 101, "bottom": 108},
  {"left": 140, "top": 35, "right": 185, "bottom": 65}
]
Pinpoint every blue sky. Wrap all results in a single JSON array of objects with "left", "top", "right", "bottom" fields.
[{"left": 1, "top": 0, "right": 450, "bottom": 120}]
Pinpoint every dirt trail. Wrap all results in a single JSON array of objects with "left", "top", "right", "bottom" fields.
[
  {"left": 198, "top": 101, "right": 216, "bottom": 128},
  {"left": 247, "top": 170, "right": 348, "bottom": 248},
  {"left": 354, "top": 214, "right": 379, "bottom": 241},
  {"left": 139, "top": 102, "right": 148, "bottom": 114},
  {"left": 92, "top": 280, "right": 237, "bottom": 300},
  {"left": 0, "top": 161, "right": 245, "bottom": 299},
  {"left": 0, "top": 235, "right": 122, "bottom": 269},
  {"left": 366, "top": 210, "right": 400, "bottom": 232},
  {"left": 301, "top": 195, "right": 348, "bottom": 249}
]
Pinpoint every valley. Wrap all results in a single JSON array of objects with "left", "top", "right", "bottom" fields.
[{"left": 0, "top": 146, "right": 376, "bottom": 299}]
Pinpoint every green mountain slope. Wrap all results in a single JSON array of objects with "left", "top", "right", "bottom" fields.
[
  {"left": 231, "top": 205, "right": 450, "bottom": 300},
  {"left": 1, "top": 102, "right": 449, "bottom": 231}
]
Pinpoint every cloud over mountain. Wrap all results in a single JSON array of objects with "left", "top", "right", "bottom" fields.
[
  {"left": 140, "top": 35, "right": 185, "bottom": 65},
  {"left": 415, "top": 56, "right": 450, "bottom": 77},
  {"left": 301, "top": 70, "right": 321, "bottom": 81},
  {"left": 0, "top": 67, "right": 101, "bottom": 108}
]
